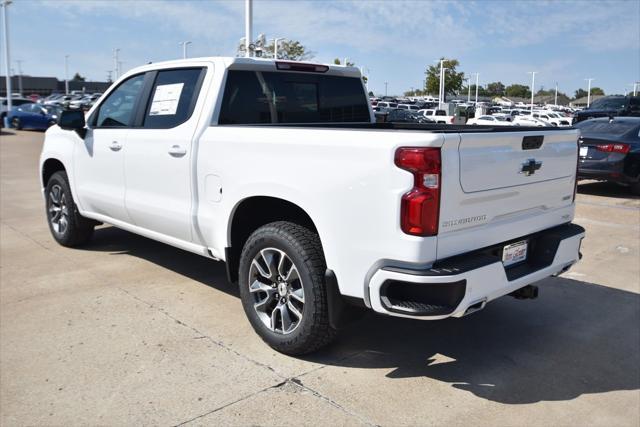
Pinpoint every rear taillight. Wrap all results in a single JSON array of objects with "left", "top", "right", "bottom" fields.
[
  {"left": 595, "top": 143, "right": 630, "bottom": 154},
  {"left": 395, "top": 147, "right": 441, "bottom": 236},
  {"left": 449, "top": 117, "right": 455, "bottom": 124}
]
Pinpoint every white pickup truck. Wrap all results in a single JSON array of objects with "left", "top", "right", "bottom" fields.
[{"left": 40, "top": 57, "right": 584, "bottom": 355}]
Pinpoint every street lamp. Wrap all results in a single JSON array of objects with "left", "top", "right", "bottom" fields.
[
  {"left": 113, "top": 48, "right": 120, "bottom": 80},
  {"left": 64, "top": 54, "right": 69, "bottom": 95},
  {"left": 15, "top": 58, "right": 22, "bottom": 96},
  {"left": 2, "top": 0, "right": 13, "bottom": 116},
  {"left": 474, "top": 72, "right": 479, "bottom": 105},
  {"left": 272, "top": 37, "right": 281, "bottom": 59},
  {"left": 245, "top": 0, "right": 252, "bottom": 57},
  {"left": 179, "top": 41, "right": 192, "bottom": 59},
  {"left": 585, "top": 78, "right": 594, "bottom": 107},
  {"left": 554, "top": 82, "right": 558, "bottom": 107},
  {"left": 384, "top": 81, "right": 388, "bottom": 97},
  {"left": 528, "top": 71, "right": 537, "bottom": 112},
  {"left": 466, "top": 77, "right": 471, "bottom": 103},
  {"left": 437, "top": 59, "right": 450, "bottom": 110}
]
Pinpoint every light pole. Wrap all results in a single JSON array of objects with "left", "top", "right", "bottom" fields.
[
  {"left": 466, "top": 77, "right": 471, "bottom": 103},
  {"left": 438, "top": 59, "right": 445, "bottom": 109},
  {"left": 585, "top": 78, "right": 594, "bottom": 107},
  {"left": 16, "top": 58, "right": 22, "bottom": 96},
  {"left": 273, "top": 37, "right": 280, "bottom": 59},
  {"left": 179, "top": 41, "right": 192, "bottom": 59},
  {"left": 64, "top": 54, "right": 69, "bottom": 95},
  {"left": 2, "top": 0, "right": 13, "bottom": 115},
  {"left": 528, "top": 71, "right": 537, "bottom": 112},
  {"left": 474, "top": 72, "right": 479, "bottom": 105},
  {"left": 554, "top": 82, "right": 558, "bottom": 106},
  {"left": 634, "top": 82, "right": 639, "bottom": 96},
  {"left": 384, "top": 81, "right": 388, "bottom": 97},
  {"left": 113, "top": 48, "right": 120, "bottom": 80},
  {"left": 245, "top": 0, "right": 252, "bottom": 57}
]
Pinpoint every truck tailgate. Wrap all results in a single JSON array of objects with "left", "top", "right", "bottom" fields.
[
  {"left": 437, "top": 129, "right": 579, "bottom": 259},
  {"left": 459, "top": 131, "right": 576, "bottom": 192}
]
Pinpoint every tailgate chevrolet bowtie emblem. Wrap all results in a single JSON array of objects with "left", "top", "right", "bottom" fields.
[{"left": 520, "top": 159, "right": 542, "bottom": 176}]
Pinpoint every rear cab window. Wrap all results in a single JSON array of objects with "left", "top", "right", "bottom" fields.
[
  {"left": 217, "top": 70, "right": 370, "bottom": 124},
  {"left": 142, "top": 67, "right": 206, "bottom": 128}
]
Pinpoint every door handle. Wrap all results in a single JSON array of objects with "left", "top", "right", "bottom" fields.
[
  {"left": 168, "top": 145, "right": 187, "bottom": 157},
  {"left": 109, "top": 141, "right": 122, "bottom": 151}
]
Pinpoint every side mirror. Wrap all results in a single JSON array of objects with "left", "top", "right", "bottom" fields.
[{"left": 58, "top": 109, "right": 87, "bottom": 137}]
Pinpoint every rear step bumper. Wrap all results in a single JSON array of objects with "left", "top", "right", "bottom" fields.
[{"left": 368, "top": 223, "right": 585, "bottom": 319}]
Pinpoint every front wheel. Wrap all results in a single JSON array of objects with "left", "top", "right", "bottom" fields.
[
  {"left": 11, "top": 117, "right": 21, "bottom": 130},
  {"left": 45, "top": 171, "right": 95, "bottom": 247},
  {"left": 238, "top": 221, "right": 336, "bottom": 355}
]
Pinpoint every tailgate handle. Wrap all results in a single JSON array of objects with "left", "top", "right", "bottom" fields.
[{"left": 522, "top": 135, "right": 544, "bottom": 150}]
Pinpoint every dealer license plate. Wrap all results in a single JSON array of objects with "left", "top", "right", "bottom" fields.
[
  {"left": 502, "top": 240, "right": 528, "bottom": 267},
  {"left": 579, "top": 146, "right": 588, "bottom": 157}
]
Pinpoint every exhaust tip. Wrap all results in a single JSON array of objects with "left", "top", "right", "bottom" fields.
[
  {"left": 463, "top": 298, "right": 487, "bottom": 316},
  {"left": 510, "top": 285, "right": 539, "bottom": 300}
]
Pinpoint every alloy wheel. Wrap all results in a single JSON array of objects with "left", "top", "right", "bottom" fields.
[
  {"left": 248, "top": 247, "right": 305, "bottom": 334},
  {"left": 48, "top": 184, "right": 69, "bottom": 235}
]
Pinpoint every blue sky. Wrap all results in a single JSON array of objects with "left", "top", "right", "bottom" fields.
[{"left": 5, "top": 0, "right": 639, "bottom": 97}]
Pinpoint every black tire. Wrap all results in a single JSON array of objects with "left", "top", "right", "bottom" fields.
[
  {"left": 238, "top": 221, "right": 336, "bottom": 355},
  {"left": 630, "top": 180, "right": 640, "bottom": 196},
  {"left": 11, "top": 117, "right": 21, "bottom": 130},
  {"left": 45, "top": 171, "right": 95, "bottom": 247}
]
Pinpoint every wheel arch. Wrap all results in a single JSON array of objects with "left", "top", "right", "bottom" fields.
[
  {"left": 225, "top": 196, "right": 320, "bottom": 284},
  {"left": 41, "top": 157, "right": 67, "bottom": 189}
]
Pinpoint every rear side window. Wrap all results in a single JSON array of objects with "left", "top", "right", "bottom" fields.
[
  {"left": 218, "top": 70, "right": 370, "bottom": 124},
  {"left": 143, "top": 68, "right": 205, "bottom": 128}
]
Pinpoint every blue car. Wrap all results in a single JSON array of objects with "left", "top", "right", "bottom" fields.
[{"left": 8, "top": 103, "right": 61, "bottom": 131}]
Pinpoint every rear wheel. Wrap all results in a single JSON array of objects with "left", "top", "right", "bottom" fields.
[
  {"left": 630, "top": 180, "right": 640, "bottom": 196},
  {"left": 238, "top": 221, "right": 336, "bottom": 355},
  {"left": 45, "top": 171, "right": 95, "bottom": 247},
  {"left": 11, "top": 117, "right": 21, "bottom": 130}
]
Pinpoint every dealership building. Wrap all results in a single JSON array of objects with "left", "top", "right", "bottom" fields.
[{"left": 0, "top": 75, "right": 112, "bottom": 97}]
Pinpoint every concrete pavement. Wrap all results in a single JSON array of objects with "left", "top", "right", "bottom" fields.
[{"left": 1, "top": 129, "right": 639, "bottom": 426}]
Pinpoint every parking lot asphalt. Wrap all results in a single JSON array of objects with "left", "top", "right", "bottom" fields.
[{"left": 1, "top": 129, "right": 639, "bottom": 426}]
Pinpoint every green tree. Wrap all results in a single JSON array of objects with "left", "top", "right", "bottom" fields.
[
  {"left": 505, "top": 84, "right": 531, "bottom": 98},
  {"left": 574, "top": 88, "right": 588, "bottom": 99},
  {"left": 424, "top": 58, "right": 464, "bottom": 97},
  {"left": 485, "top": 81, "right": 505, "bottom": 97},
  {"left": 591, "top": 87, "right": 605, "bottom": 96},
  {"left": 71, "top": 72, "right": 86, "bottom": 82},
  {"left": 238, "top": 39, "right": 314, "bottom": 61},
  {"left": 333, "top": 58, "right": 355, "bottom": 67}
]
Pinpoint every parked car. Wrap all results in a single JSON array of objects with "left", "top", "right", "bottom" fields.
[
  {"left": 575, "top": 117, "right": 640, "bottom": 195},
  {"left": 1, "top": 97, "right": 32, "bottom": 129},
  {"left": 7, "top": 103, "right": 61, "bottom": 130},
  {"left": 466, "top": 115, "right": 513, "bottom": 126},
  {"left": 376, "top": 101, "right": 398, "bottom": 110},
  {"left": 513, "top": 115, "right": 551, "bottom": 127},
  {"left": 386, "top": 108, "right": 433, "bottom": 123},
  {"left": 532, "top": 111, "right": 571, "bottom": 127},
  {"left": 397, "top": 104, "right": 420, "bottom": 111},
  {"left": 69, "top": 93, "right": 102, "bottom": 110},
  {"left": 573, "top": 95, "right": 640, "bottom": 124},
  {"left": 415, "top": 108, "right": 462, "bottom": 124},
  {"left": 40, "top": 57, "right": 584, "bottom": 355}
]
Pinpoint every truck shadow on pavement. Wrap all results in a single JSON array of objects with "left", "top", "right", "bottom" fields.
[
  {"left": 578, "top": 181, "right": 639, "bottom": 199},
  {"left": 87, "top": 226, "right": 639, "bottom": 405}
]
